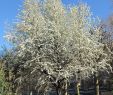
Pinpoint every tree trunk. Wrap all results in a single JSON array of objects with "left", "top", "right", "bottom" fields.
[
  {"left": 94, "top": 74, "right": 99, "bottom": 95},
  {"left": 32, "top": 90, "right": 37, "bottom": 95},
  {"left": 56, "top": 86, "right": 62, "bottom": 95},
  {"left": 77, "top": 82, "right": 80, "bottom": 95},
  {"left": 64, "top": 80, "right": 68, "bottom": 95},
  {"left": 56, "top": 87, "right": 59, "bottom": 95}
]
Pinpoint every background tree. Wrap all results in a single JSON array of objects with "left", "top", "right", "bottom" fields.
[{"left": 0, "top": 56, "right": 11, "bottom": 95}]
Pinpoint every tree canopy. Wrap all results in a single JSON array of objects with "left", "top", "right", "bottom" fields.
[{"left": 4, "top": 0, "right": 112, "bottom": 94}]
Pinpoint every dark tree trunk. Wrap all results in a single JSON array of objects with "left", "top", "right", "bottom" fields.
[{"left": 56, "top": 87, "right": 59, "bottom": 95}]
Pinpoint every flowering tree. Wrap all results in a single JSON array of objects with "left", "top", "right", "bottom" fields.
[{"left": 5, "top": 0, "right": 112, "bottom": 94}]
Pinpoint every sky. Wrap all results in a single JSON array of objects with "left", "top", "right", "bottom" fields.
[{"left": 0, "top": 0, "right": 112, "bottom": 51}]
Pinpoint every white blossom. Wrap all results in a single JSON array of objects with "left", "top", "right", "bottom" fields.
[{"left": 5, "top": 0, "right": 112, "bottom": 92}]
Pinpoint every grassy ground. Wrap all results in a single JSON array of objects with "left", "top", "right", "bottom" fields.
[{"left": 101, "top": 91, "right": 113, "bottom": 95}]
